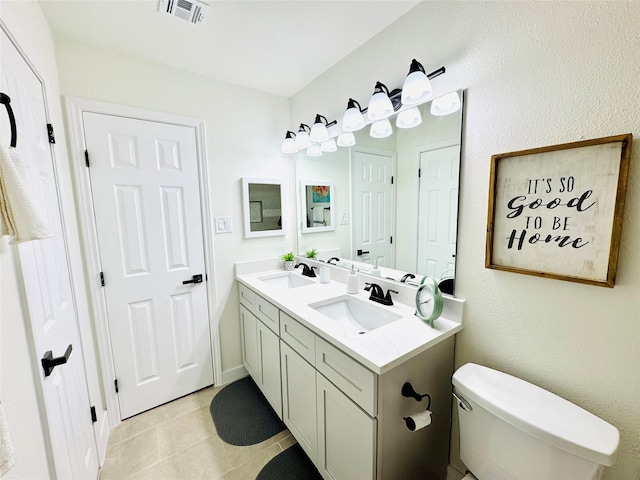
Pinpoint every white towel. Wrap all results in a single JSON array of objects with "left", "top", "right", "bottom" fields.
[
  {"left": 0, "top": 402, "right": 14, "bottom": 477},
  {"left": 0, "top": 144, "right": 53, "bottom": 244},
  {"left": 312, "top": 207, "right": 324, "bottom": 224}
]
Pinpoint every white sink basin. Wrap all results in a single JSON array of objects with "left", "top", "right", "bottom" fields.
[
  {"left": 309, "top": 295, "right": 402, "bottom": 334},
  {"left": 258, "top": 271, "right": 316, "bottom": 289}
]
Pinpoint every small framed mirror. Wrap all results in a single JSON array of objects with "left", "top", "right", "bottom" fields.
[
  {"left": 242, "top": 177, "right": 285, "bottom": 238},
  {"left": 300, "top": 181, "right": 335, "bottom": 234}
]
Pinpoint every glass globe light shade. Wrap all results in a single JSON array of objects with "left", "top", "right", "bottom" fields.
[
  {"left": 396, "top": 106, "right": 422, "bottom": 129},
  {"left": 306, "top": 143, "right": 322, "bottom": 157},
  {"left": 370, "top": 119, "right": 392, "bottom": 139},
  {"left": 337, "top": 132, "right": 355, "bottom": 147},
  {"left": 430, "top": 92, "right": 461, "bottom": 116}
]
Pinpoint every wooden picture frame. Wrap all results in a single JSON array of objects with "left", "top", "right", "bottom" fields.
[{"left": 486, "top": 133, "right": 632, "bottom": 287}]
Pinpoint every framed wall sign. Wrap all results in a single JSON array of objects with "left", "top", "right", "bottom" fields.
[{"left": 486, "top": 133, "right": 632, "bottom": 287}]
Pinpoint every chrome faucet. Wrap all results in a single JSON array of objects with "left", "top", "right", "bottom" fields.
[
  {"left": 364, "top": 283, "right": 398, "bottom": 306},
  {"left": 295, "top": 263, "right": 317, "bottom": 278}
]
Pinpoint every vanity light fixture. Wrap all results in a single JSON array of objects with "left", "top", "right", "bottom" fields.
[
  {"left": 281, "top": 60, "right": 449, "bottom": 155},
  {"left": 401, "top": 59, "right": 434, "bottom": 106},
  {"left": 306, "top": 143, "right": 322, "bottom": 157},
  {"left": 430, "top": 91, "right": 461, "bottom": 116},
  {"left": 342, "top": 98, "right": 366, "bottom": 132},
  {"left": 337, "top": 131, "right": 356, "bottom": 147},
  {"left": 370, "top": 119, "right": 393, "bottom": 138},
  {"left": 321, "top": 137, "right": 337, "bottom": 152},
  {"left": 367, "top": 82, "right": 395, "bottom": 121},
  {"left": 396, "top": 106, "right": 422, "bottom": 129},
  {"left": 295, "top": 124, "right": 312, "bottom": 149},
  {"left": 310, "top": 114, "right": 331, "bottom": 143},
  {"left": 281, "top": 131, "right": 298, "bottom": 154}
]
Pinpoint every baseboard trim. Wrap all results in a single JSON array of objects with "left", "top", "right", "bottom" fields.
[{"left": 220, "top": 364, "right": 248, "bottom": 385}]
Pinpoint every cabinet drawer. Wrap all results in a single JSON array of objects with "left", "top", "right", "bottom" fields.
[
  {"left": 316, "top": 338, "right": 377, "bottom": 416},
  {"left": 238, "top": 283, "right": 256, "bottom": 311},
  {"left": 280, "top": 312, "right": 315, "bottom": 365},
  {"left": 255, "top": 294, "right": 279, "bottom": 334}
]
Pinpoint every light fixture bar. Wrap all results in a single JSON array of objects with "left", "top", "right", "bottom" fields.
[{"left": 281, "top": 61, "right": 448, "bottom": 154}]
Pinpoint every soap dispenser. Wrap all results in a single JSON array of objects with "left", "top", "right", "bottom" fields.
[
  {"left": 370, "top": 259, "right": 381, "bottom": 277},
  {"left": 346, "top": 265, "right": 359, "bottom": 294}
]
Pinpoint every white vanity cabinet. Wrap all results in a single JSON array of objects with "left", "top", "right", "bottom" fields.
[
  {"left": 281, "top": 341, "right": 318, "bottom": 461},
  {"left": 239, "top": 284, "right": 282, "bottom": 417},
  {"left": 238, "top": 282, "right": 456, "bottom": 480}
]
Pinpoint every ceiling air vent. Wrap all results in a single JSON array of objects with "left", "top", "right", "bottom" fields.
[{"left": 159, "top": 0, "right": 209, "bottom": 25}]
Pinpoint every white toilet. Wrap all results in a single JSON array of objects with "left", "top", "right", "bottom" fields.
[{"left": 452, "top": 363, "right": 619, "bottom": 480}]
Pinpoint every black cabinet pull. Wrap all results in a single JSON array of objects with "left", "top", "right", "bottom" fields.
[
  {"left": 41, "top": 344, "right": 73, "bottom": 377},
  {"left": 183, "top": 274, "right": 203, "bottom": 285}
]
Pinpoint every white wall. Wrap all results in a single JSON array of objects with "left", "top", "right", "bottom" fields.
[
  {"left": 0, "top": 1, "right": 106, "bottom": 478},
  {"left": 52, "top": 36, "right": 293, "bottom": 378},
  {"left": 291, "top": 2, "right": 640, "bottom": 478}
]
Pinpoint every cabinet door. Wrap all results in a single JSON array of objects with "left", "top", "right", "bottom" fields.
[
  {"left": 257, "top": 320, "right": 282, "bottom": 418},
  {"left": 240, "top": 305, "right": 259, "bottom": 379},
  {"left": 281, "top": 341, "right": 317, "bottom": 464},
  {"left": 317, "top": 374, "right": 377, "bottom": 480}
]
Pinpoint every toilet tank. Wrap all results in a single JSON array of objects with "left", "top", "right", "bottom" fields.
[{"left": 452, "top": 363, "right": 619, "bottom": 480}]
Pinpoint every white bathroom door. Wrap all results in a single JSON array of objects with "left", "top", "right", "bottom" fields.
[
  {"left": 1, "top": 28, "right": 99, "bottom": 479},
  {"left": 352, "top": 149, "right": 395, "bottom": 266},
  {"left": 82, "top": 113, "right": 213, "bottom": 419},
  {"left": 417, "top": 145, "right": 459, "bottom": 279}
]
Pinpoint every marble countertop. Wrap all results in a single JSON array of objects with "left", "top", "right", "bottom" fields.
[{"left": 235, "top": 260, "right": 463, "bottom": 375}]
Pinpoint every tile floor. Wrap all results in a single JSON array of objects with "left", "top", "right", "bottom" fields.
[{"left": 99, "top": 384, "right": 296, "bottom": 479}]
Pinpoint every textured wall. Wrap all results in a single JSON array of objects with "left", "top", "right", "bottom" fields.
[{"left": 291, "top": 2, "right": 640, "bottom": 478}]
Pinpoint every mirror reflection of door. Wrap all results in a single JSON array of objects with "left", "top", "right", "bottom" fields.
[
  {"left": 417, "top": 144, "right": 460, "bottom": 279},
  {"left": 249, "top": 183, "right": 282, "bottom": 232},
  {"left": 306, "top": 185, "right": 331, "bottom": 228},
  {"left": 352, "top": 149, "right": 395, "bottom": 267}
]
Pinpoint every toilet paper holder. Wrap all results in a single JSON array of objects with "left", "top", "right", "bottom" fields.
[{"left": 401, "top": 382, "right": 431, "bottom": 410}]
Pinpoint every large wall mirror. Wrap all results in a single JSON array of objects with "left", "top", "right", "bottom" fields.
[
  {"left": 295, "top": 90, "right": 464, "bottom": 294},
  {"left": 242, "top": 177, "right": 285, "bottom": 238}
]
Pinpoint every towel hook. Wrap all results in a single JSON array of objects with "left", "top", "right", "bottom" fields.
[{"left": 0, "top": 92, "right": 17, "bottom": 148}]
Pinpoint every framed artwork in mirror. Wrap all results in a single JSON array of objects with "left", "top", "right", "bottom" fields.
[
  {"left": 300, "top": 181, "right": 335, "bottom": 233},
  {"left": 486, "top": 133, "right": 632, "bottom": 287},
  {"left": 242, "top": 177, "right": 285, "bottom": 238}
]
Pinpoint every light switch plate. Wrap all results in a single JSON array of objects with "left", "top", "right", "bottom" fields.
[
  {"left": 339, "top": 212, "right": 349, "bottom": 225},
  {"left": 214, "top": 216, "right": 232, "bottom": 234}
]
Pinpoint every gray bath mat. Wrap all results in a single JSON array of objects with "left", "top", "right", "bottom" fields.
[
  {"left": 209, "top": 376, "right": 285, "bottom": 446},
  {"left": 257, "top": 444, "right": 323, "bottom": 480}
]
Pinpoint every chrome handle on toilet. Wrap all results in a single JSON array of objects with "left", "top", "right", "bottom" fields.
[{"left": 452, "top": 391, "right": 473, "bottom": 411}]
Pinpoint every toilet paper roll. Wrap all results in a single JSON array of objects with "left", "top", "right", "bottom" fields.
[
  {"left": 404, "top": 410, "right": 432, "bottom": 431},
  {"left": 319, "top": 267, "right": 330, "bottom": 283}
]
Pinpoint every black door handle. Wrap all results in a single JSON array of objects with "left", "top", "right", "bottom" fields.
[
  {"left": 357, "top": 249, "right": 370, "bottom": 256},
  {"left": 41, "top": 344, "right": 73, "bottom": 377},
  {"left": 183, "top": 274, "right": 203, "bottom": 285}
]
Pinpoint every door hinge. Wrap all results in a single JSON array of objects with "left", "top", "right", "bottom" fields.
[
  {"left": 100, "top": 272, "right": 105, "bottom": 287},
  {"left": 391, "top": 176, "right": 394, "bottom": 185},
  {"left": 84, "top": 150, "right": 90, "bottom": 167},
  {"left": 390, "top": 236, "right": 393, "bottom": 244},
  {"left": 47, "top": 124, "right": 56, "bottom": 144},
  {"left": 90, "top": 405, "right": 97, "bottom": 423},
  {"left": 418, "top": 168, "right": 421, "bottom": 178},
  {"left": 114, "top": 379, "right": 119, "bottom": 393}
]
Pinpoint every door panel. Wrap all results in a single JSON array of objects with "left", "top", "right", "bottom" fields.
[
  {"left": 353, "top": 149, "right": 395, "bottom": 266},
  {"left": 1, "top": 27, "right": 98, "bottom": 479},
  {"left": 83, "top": 113, "right": 213, "bottom": 419},
  {"left": 417, "top": 145, "right": 459, "bottom": 279}
]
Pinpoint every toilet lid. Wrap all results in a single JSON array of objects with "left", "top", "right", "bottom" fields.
[{"left": 453, "top": 363, "right": 619, "bottom": 466}]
